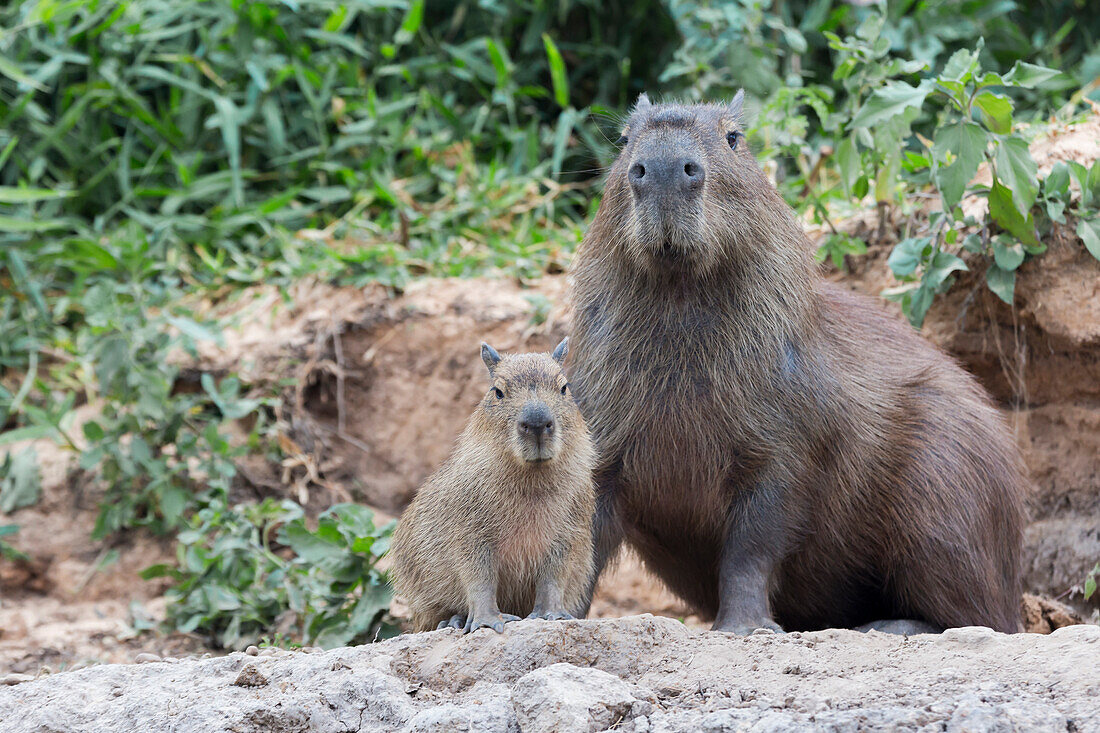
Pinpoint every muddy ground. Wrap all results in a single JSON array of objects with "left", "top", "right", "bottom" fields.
[{"left": 1, "top": 119, "right": 1099, "bottom": 677}]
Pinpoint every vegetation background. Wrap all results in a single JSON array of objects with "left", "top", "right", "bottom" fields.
[{"left": 2, "top": 0, "right": 1099, "bottom": 649}]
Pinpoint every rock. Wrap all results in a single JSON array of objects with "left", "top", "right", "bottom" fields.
[
  {"left": 233, "top": 664, "right": 269, "bottom": 688},
  {"left": 132, "top": 653, "right": 161, "bottom": 664},
  {"left": 245, "top": 645, "right": 260, "bottom": 656},
  {"left": 511, "top": 663, "right": 649, "bottom": 733},
  {"left": 947, "top": 694, "right": 1068, "bottom": 732},
  {"left": 0, "top": 616, "right": 1097, "bottom": 733},
  {"left": 403, "top": 700, "right": 518, "bottom": 733}
]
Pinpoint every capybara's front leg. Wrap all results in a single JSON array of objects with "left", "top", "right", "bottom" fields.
[
  {"left": 712, "top": 475, "right": 788, "bottom": 635},
  {"left": 529, "top": 539, "right": 577, "bottom": 621},
  {"left": 461, "top": 551, "right": 519, "bottom": 634}
]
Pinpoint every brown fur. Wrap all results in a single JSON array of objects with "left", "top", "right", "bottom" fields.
[
  {"left": 567, "top": 95, "right": 1026, "bottom": 633},
  {"left": 391, "top": 342, "right": 596, "bottom": 632}
]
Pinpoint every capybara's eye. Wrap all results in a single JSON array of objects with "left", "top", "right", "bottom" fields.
[
  {"left": 616, "top": 135, "right": 627, "bottom": 146},
  {"left": 726, "top": 131, "right": 740, "bottom": 150},
  {"left": 494, "top": 387, "right": 504, "bottom": 399},
  {"left": 561, "top": 383, "right": 568, "bottom": 395}
]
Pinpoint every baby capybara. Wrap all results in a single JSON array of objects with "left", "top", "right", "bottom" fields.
[{"left": 391, "top": 339, "right": 595, "bottom": 633}]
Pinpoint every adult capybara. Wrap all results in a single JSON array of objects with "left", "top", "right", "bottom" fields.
[
  {"left": 566, "top": 92, "right": 1026, "bottom": 633},
  {"left": 391, "top": 339, "right": 596, "bottom": 633}
]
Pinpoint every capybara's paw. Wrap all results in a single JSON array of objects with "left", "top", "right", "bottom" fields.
[
  {"left": 712, "top": 617, "right": 784, "bottom": 635},
  {"left": 527, "top": 609, "right": 575, "bottom": 621},
  {"left": 465, "top": 612, "right": 508, "bottom": 633},
  {"left": 437, "top": 614, "right": 466, "bottom": 631}
]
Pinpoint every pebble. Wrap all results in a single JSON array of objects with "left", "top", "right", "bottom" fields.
[
  {"left": 245, "top": 645, "right": 260, "bottom": 656},
  {"left": 134, "top": 653, "right": 162, "bottom": 664}
]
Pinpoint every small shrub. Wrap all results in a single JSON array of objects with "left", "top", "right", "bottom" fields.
[{"left": 146, "top": 499, "right": 395, "bottom": 649}]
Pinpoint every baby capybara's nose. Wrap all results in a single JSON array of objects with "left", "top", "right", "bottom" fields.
[
  {"left": 629, "top": 155, "right": 705, "bottom": 199},
  {"left": 518, "top": 402, "right": 554, "bottom": 438}
]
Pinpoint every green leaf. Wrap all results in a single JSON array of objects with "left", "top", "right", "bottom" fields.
[
  {"left": 835, "top": 136, "right": 860, "bottom": 198},
  {"left": 140, "top": 564, "right": 177, "bottom": 580},
  {"left": 1002, "top": 61, "right": 1061, "bottom": 88},
  {"left": 341, "top": 582, "right": 392, "bottom": 642},
  {"left": 941, "top": 47, "right": 979, "bottom": 83},
  {"left": 166, "top": 316, "right": 221, "bottom": 344},
  {"left": 991, "top": 235, "right": 1025, "bottom": 271},
  {"left": 924, "top": 249, "right": 968, "bottom": 290},
  {"left": 972, "top": 92, "right": 1012, "bottom": 135},
  {"left": 887, "top": 237, "right": 931, "bottom": 278},
  {"left": 542, "top": 34, "right": 569, "bottom": 108},
  {"left": 0, "top": 449, "right": 41, "bottom": 514},
  {"left": 848, "top": 81, "right": 931, "bottom": 130},
  {"left": 1089, "top": 161, "right": 1100, "bottom": 203},
  {"left": 994, "top": 137, "right": 1039, "bottom": 214},
  {"left": 0, "top": 54, "right": 46, "bottom": 91},
  {"left": 485, "top": 38, "right": 512, "bottom": 89},
  {"left": 160, "top": 486, "right": 189, "bottom": 527},
  {"left": 1066, "top": 161, "right": 1094, "bottom": 208},
  {"left": 203, "top": 584, "right": 242, "bottom": 612},
  {"left": 394, "top": 0, "right": 424, "bottom": 45},
  {"left": 933, "top": 122, "right": 987, "bottom": 210},
  {"left": 0, "top": 216, "right": 72, "bottom": 233},
  {"left": 279, "top": 522, "right": 344, "bottom": 565},
  {"left": 0, "top": 425, "right": 56, "bottom": 446},
  {"left": 83, "top": 421, "right": 105, "bottom": 441},
  {"left": 1078, "top": 218, "right": 1100, "bottom": 262},
  {"left": 1043, "top": 162, "right": 1071, "bottom": 199},
  {"left": 0, "top": 187, "right": 73, "bottom": 203},
  {"left": 989, "top": 181, "right": 1039, "bottom": 246},
  {"left": 323, "top": 5, "right": 348, "bottom": 33},
  {"left": 985, "top": 264, "right": 1016, "bottom": 304}
]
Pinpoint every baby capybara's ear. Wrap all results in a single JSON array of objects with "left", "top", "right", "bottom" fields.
[
  {"left": 481, "top": 342, "right": 501, "bottom": 376},
  {"left": 552, "top": 337, "right": 569, "bottom": 365},
  {"left": 728, "top": 88, "right": 745, "bottom": 120}
]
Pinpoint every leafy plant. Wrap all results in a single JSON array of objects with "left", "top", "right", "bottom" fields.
[
  {"left": 1037, "top": 159, "right": 1100, "bottom": 262},
  {"left": 869, "top": 41, "right": 1069, "bottom": 327},
  {"left": 146, "top": 499, "right": 395, "bottom": 649},
  {"left": 1086, "top": 563, "right": 1099, "bottom": 602}
]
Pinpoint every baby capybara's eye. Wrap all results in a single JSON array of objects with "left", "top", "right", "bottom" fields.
[
  {"left": 726, "top": 131, "right": 740, "bottom": 150},
  {"left": 494, "top": 388, "right": 504, "bottom": 399},
  {"left": 561, "top": 384, "right": 568, "bottom": 395}
]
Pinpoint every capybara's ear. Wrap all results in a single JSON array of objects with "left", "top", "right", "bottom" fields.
[
  {"left": 552, "top": 337, "right": 569, "bottom": 365},
  {"left": 481, "top": 342, "right": 501, "bottom": 375},
  {"left": 728, "top": 89, "right": 745, "bottom": 120},
  {"left": 635, "top": 92, "right": 652, "bottom": 111}
]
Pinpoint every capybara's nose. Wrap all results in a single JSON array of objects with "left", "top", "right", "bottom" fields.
[
  {"left": 519, "top": 402, "right": 554, "bottom": 438},
  {"left": 629, "top": 156, "right": 705, "bottom": 198}
]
